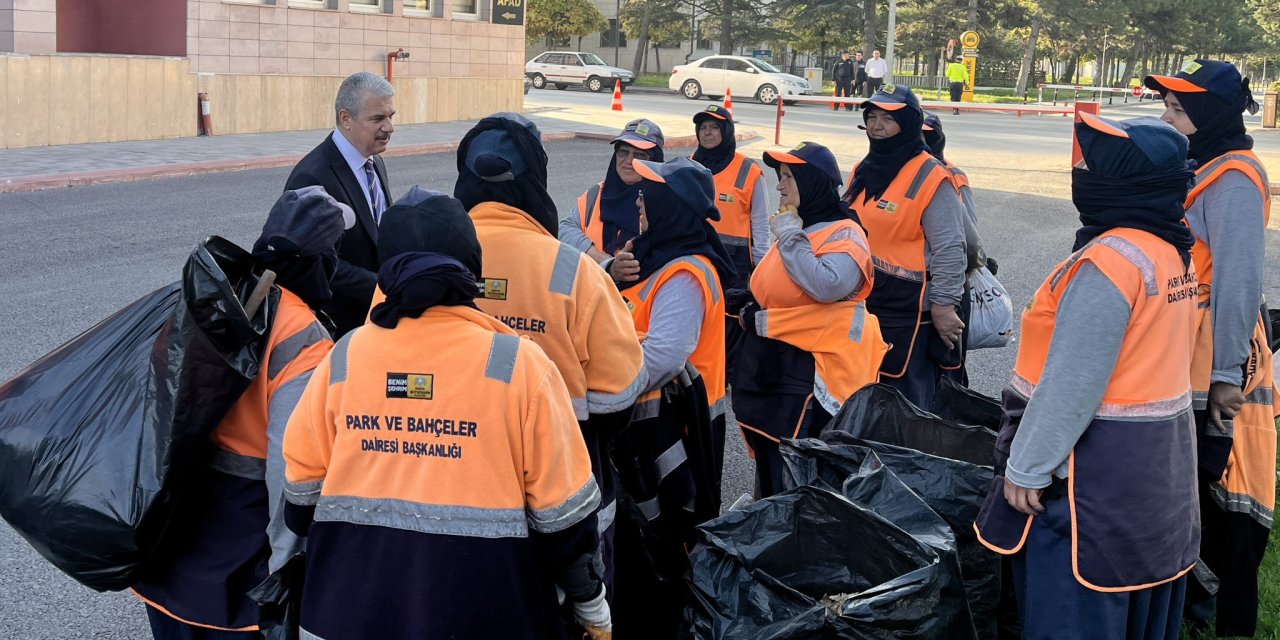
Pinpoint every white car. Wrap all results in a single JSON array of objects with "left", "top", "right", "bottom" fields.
[
  {"left": 669, "top": 55, "right": 812, "bottom": 104},
  {"left": 526, "top": 52, "right": 635, "bottom": 93}
]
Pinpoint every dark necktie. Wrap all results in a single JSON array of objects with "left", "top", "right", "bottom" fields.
[{"left": 363, "top": 159, "right": 384, "bottom": 224}]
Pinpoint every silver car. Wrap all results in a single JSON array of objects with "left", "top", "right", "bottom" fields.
[{"left": 526, "top": 52, "right": 635, "bottom": 93}]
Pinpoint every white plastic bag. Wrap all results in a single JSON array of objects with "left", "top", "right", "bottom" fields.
[{"left": 966, "top": 266, "right": 1014, "bottom": 349}]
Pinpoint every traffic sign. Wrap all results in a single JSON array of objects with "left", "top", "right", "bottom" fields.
[
  {"left": 1131, "top": 85, "right": 1143, "bottom": 98},
  {"left": 960, "top": 31, "right": 981, "bottom": 48},
  {"left": 752, "top": 49, "right": 773, "bottom": 60},
  {"left": 491, "top": 0, "right": 524, "bottom": 25}
]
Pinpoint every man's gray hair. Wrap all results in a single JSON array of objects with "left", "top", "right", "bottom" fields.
[{"left": 335, "top": 72, "right": 395, "bottom": 126}]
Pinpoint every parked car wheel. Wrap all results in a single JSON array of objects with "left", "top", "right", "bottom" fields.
[
  {"left": 587, "top": 76, "right": 605, "bottom": 92},
  {"left": 756, "top": 84, "right": 779, "bottom": 104},
  {"left": 554, "top": 83, "right": 569, "bottom": 90},
  {"left": 530, "top": 74, "right": 547, "bottom": 89},
  {"left": 681, "top": 80, "right": 703, "bottom": 99}
]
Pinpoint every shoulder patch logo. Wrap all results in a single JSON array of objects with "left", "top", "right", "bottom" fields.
[
  {"left": 388, "top": 373, "right": 434, "bottom": 400},
  {"left": 876, "top": 199, "right": 899, "bottom": 213},
  {"left": 718, "top": 193, "right": 736, "bottom": 203}
]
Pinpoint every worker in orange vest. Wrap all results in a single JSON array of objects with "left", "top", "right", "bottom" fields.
[
  {"left": 132, "top": 187, "right": 351, "bottom": 639},
  {"left": 975, "top": 114, "right": 1199, "bottom": 639},
  {"left": 611, "top": 157, "right": 735, "bottom": 639},
  {"left": 453, "top": 113, "right": 647, "bottom": 598},
  {"left": 561, "top": 120, "right": 665, "bottom": 284},
  {"left": 1145, "top": 59, "right": 1277, "bottom": 637},
  {"left": 732, "top": 141, "right": 887, "bottom": 497},
  {"left": 690, "top": 104, "right": 769, "bottom": 379},
  {"left": 843, "top": 84, "right": 968, "bottom": 411},
  {"left": 282, "top": 196, "right": 612, "bottom": 640}
]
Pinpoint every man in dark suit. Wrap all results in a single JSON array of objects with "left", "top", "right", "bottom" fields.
[{"left": 285, "top": 71, "right": 396, "bottom": 337}]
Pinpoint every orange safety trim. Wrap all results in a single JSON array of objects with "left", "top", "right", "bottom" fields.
[
  {"left": 131, "top": 590, "right": 260, "bottom": 633},
  {"left": 1078, "top": 112, "right": 1131, "bottom": 139},
  {"left": 633, "top": 160, "right": 666, "bottom": 183},
  {"left": 1145, "top": 74, "right": 1207, "bottom": 94},
  {"left": 972, "top": 516, "right": 1034, "bottom": 556},
  {"left": 762, "top": 151, "right": 806, "bottom": 165}
]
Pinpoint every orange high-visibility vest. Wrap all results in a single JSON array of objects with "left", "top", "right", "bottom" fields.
[
  {"left": 471, "top": 201, "right": 646, "bottom": 422},
  {"left": 1184, "top": 150, "right": 1277, "bottom": 524},
  {"left": 621, "top": 255, "right": 727, "bottom": 418},
  {"left": 706, "top": 154, "right": 764, "bottom": 251},
  {"left": 748, "top": 219, "right": 886, "bottom": 414},
  {"left": 847, "top": 152, "right": 955, "bottom": 377},
  {"left": 575, "top": 182, "right": 608, "bottom": 254},
  {"left": 975, "top": 228, "right": 1199, "bottom": 592}
]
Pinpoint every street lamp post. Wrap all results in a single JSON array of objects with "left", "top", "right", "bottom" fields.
[
  {"left": 615, "top": 0, "right": 621, "bottom": 66},
  {"left": 885, "top": 0, "right": 897, "bottom": 82}
]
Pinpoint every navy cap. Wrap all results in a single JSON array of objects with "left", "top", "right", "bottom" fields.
[
  {"left": 865, "top": 82, "right": 921, "bottom": 113},
  {"left": 922, "top": 111, "right": 943, "bottom": 132},
  {"left": 258, "top": 185, "right": 355, "bottom": 257},
  {"left": 693, "top": 104, "right": 731, "bottom": 124},
  {"left": 611, "top": 119, "right": 665, "bottom": 151},
  {"left": 394, "top": 185, "right": 449, "bottom": 208},
  {"left": 632, "top": 156, "right": 716, "bottom": 213},
  {"left": 1144, "top": 59, "right": 1246, "bottom": 105},
  {"left": 762, "top": 141, "right": 842, "bottom": 185},
  {"left": 463, "top": 112, "right": 541, "bottom": 182},
  {"left": 1077, "top": 113, "right": 1189, "bottom": 174}
]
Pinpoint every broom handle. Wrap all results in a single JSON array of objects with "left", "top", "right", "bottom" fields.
[{"left": 244, "top": 270, "right": 276, "bottom": 319}]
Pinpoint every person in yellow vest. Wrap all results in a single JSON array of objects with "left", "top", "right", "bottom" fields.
[
  {"left": 946, "top": 55, "right": 968, "bottom": 115},
  {"left": 610, "top": 156, "right": 734, "bottom": 639},
  {"left": 561, "top": 119, "right": 665, "bottom": 284},
  {"left": 1145, "top": 59, "right": 1276, "bottom": 638},
  {"left": 452, "top": 112, "right": 647, "bottom": 597},
  {"left": 843, "top": 84, "right": 968, "bottom": 411},
  {"left": 732, "top": 141, "right": 887, "bottom": 497},
  {"left": 282, "top": 197, "right": 612, "bottom": 640},
  {"left": 132, "top": 187, "right": 351, "bottom": 639},
  {"left": 975, "top": 113, "right": 1199, "bottom": 640},
  {"left": 691, "top": 104, "right": 769, "bottom": 378}
]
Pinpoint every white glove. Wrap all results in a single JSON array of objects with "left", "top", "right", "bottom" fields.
[
  {"left": 769, "top": 206, "right": 804, "bottom": 241},
  {"left": 572, "top": 588, "right": 613, "bottom": 632}
]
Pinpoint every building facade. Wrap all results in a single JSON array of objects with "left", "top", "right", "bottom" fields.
[{"left": 0, "top": 0, "right": 525, "bottom": 148}]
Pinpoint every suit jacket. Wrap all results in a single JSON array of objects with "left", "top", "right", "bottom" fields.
[{"left": 284, "top": 133, "right": 392, "bottom": 337}]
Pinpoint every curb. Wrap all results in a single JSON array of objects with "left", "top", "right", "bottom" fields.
[{"left": 0, "top": 130, "right": 755, "bottom": 194}]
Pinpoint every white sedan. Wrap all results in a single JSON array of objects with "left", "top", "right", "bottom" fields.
[{"left": 669, "top": 55, "right": 812, "bottom": 104}]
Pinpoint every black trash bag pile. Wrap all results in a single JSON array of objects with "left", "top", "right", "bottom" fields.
[
  {"left": 932, "top": 377, "right": 1002, "bottom": 431},
  {"left": 0, "top": 236, "right": 273, "bottom": 591},
  {"left": 822, "top": 383, "right": 1002, "bottom": 638},
  {"left": 688, "top": 471, "right": 968, "bottom": 640}
]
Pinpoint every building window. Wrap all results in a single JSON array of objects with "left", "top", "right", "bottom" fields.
[
  {"left": 695, "top": 21, "right": 712, "bottom": 50},
  {"left": 405, "top": 0, "right": 431, "bottom": 13},
  {"left": 452, "top": 0, "right": 478, "bottom": 16},
  {"left": 600, "top": 18, "right": 627, "bottom": 48},
  {"left": 349, "top": 0, "right": 383, "bottom": 12},
  {"left": 287, "top": 0, "right": 326, "bottom": 7}
]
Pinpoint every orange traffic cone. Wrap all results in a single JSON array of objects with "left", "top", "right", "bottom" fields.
[
  {"left": 611, "top": 80, "right": 624, "bottom": 111},
  {"left": 723, "top": 87, "right": 734, "bottom": 119}
]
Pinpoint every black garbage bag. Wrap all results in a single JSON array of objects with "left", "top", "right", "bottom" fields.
[
  {"left": 932, "top": 377, "right": 1002, "bottom": 430},
  {"left": 0, "top": 236, "right": 272, "bottom": 591},
  {"left": 247, "top": 552, "right": 306, "bottom": 640},
  {"left": 827, "top": 383, "right": 996, "bottom": 466},
  {"left": 822, "top": 384, "right": 1002, "bottom": 639},
  {"left": 688, "top": 473, "right": 967, "bottom": 639}
]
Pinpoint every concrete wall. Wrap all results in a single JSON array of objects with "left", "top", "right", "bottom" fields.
[{"left": 58, "top": 0, "right": 187, "bottom": 57}]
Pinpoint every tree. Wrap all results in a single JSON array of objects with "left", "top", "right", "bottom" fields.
[
  {"left": 621, "top": 0, "right": 689, "bottom": 73},
  {"left": 526, "top": 0, "right": 609, "bottom": 46}
]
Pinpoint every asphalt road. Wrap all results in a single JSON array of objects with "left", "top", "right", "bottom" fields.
[{"left": 1, "top": 120, "right": 1278, "bottom": 637}]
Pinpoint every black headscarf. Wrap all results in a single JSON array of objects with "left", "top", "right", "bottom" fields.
[
  {"left": 601, "top": 143, "right": 665, "bottom": 255},
  {"left": 845, "top": 104, "right": 930, "bottom": 203},
  {"left": 1167, "top": 84, "right": 1257, "bottom": 166},
  {"left": 252, "top": 187, "right": 351, "bottom": 310},
  {"left": 376, "top": 195, "right": 482, "bottom": 279},
  {"left": 455, "top": 113, "right": 558, "bottom": 235},
  {"left": 628, "top": 159, "right": 736, "bottom": 288},
  {"left": 691, "top": 113, "right": 736, "bottom": 175},
  {"left": 923, "top": 124, "right": 946, "bottom": 163},
  {"left": 1071, "top": 119, "right": 1195, "bottom": 266},
  {"left": 783, "top": 161, "right": 850, "bottom": 227},
  {"left": 370, "top": 252, "right": 481, "bottom": 328}
]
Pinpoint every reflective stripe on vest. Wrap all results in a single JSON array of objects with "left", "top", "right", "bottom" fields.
[
  {"left": 268, "top": 321, "right": 329, "bottom": 380},
  {"left": 484, "top": 333, "right": 521, "bottom": 383},
  {"left": 708, "top": 154, "right": 761, "bottom": 244},
  {"left": 548, "top": 243, "right": 579, "bottom": 296},
  {"left": 577, "top": 182, "right": 605, "bottom": 253},
  {"left": 329, "top": 331, "right": 353, "bottom": 385}
]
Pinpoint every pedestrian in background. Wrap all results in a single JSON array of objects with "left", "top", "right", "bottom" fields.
[
  {"left": 947, "top": 55, "right": 969, "bottom": 115},
  {"left": 865, "top": 49, "right": 889, "bottom": 96},
  {"left": 853, "top": 51, "right": 868, "bottom": 109},
  {"left": 832, "top": 52, "right": 856, "bottom": 112}
]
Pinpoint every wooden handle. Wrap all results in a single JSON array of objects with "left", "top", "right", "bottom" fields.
[{"left": 244, "top": 270, "right": 276, "bottom": 319}]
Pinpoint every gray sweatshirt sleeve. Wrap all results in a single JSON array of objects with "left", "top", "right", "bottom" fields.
[
  {"left": 1006, "top": 264, "right": 1130, "bottom": 489},
  {"left": 750, "top": 174, "right": 771, "bottom": 264},
  {"left": 922, "top": 187, "right": 968, "bottom": 306},
  {"left": 775, "top": 223, "right": 865, "bottom": 303},
  {"left": 558, "top": 196, "right": 599, "bottom": 257},
  {"left": 640, "top": 272, "right": 705, "bottom": 393},
  {"left": 266, "top": 371, "right": 313, "bottom": 572},
  {"left": 959, "top": 186, "right": 986, "bottom": 272},
  {"left": 1202, "top": 172, "right": 1266, "bottom": 386}
]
